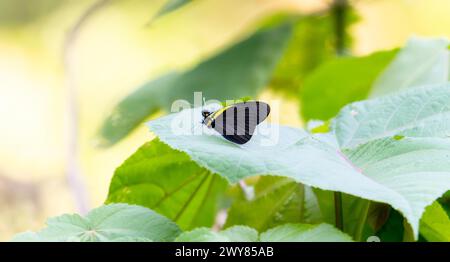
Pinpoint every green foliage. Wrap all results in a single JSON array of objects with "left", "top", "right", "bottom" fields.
[
  {"left": 376, "top": 209, "right": 405, "bottom": 242},
  {"left": 176, "top": 226, "right": 258, "bottom": 242},
  {"left": 177, "top": 223, "right": 352, "bottom": 242},
  {"left": 370, "top": 37, "right": 449, "bottom": 97},
  {"left": 225, "top": 177, "right": 322, "bottom": 231},
  {"left": 259, "top": 223, "right": 352, "bottom": 242},
  {"left": 97, "top": 24, "right": 292, "bottom": 146},
  {"left": 11, "top": 204, "right": 181, "bottom": 242},
  {"left": 343, "top": 136, "right": 450, "bottom": 238},
  {"left": 300, "top": 50, "right": 397, "bottom": 120},
  {"left": 313, "top": 190, "right": 371, "bottom": 241},
  {"left": 334, "top": 84, "right": 450, "bottom": 148},
  {"left": 300, "top": 37, "right": 449, "bottom": 122},
  {"left": 419, "top": 201, "right": 450, "bottom": 242},
  {"left": 440, "top": 191, "right": 450, "bottom": 218},
  {"left": 270, "top": 6, "right": 358, "bottom": 96},
  {"left": 106, "top": 139, "right": 227, "bottom": 230},
  {"left": 12, "top": 0, "right": 450, "bottom": 242},
  {"left": 270, "top": 15, "right": 335, "bottom": 95},
  {"left": 148, "top": 88, "right": 450, "bottom": 238}
]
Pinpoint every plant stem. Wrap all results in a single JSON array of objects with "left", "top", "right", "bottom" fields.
[
  {"left": 354, "top": 200, "right": 370, "bottom": 241},
  {"left": 331, "top": 0, "right": 349, "bottom": 233},
  {"left": 332, "top": 0, "right": 349, "bottom": 56},
  {"left": 63, "top": 0, "right": 111, "bottom": 214},
  {"left": 334, "top": 192, "right": 344, "bottom": 231},
  {"left": 298, "top": 183, "right": 305, "bottom": 220}
]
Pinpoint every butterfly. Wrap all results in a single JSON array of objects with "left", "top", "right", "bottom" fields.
[{"left": 201, "top": 101, "right": 270, "bottom": 144}]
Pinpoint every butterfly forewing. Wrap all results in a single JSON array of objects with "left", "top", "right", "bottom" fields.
[{"left": 211, "top": 101, "right": 270, "bottom": 144}]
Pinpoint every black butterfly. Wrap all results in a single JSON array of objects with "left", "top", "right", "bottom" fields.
[{"left": 201, "top": 101, "right": 270, "bottom": 144}]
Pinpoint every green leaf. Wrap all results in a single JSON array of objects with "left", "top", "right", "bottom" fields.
[
  {"left": 259, "top": 223, "right": 352, "bottom": 242},
  {"left": 366, "top": 203, "right": 391, "bottom": 233},
  {"left": 108, "top": 237, "right": 153, "bottom": 242},
  {"left": 419, "top": 201, "right": 450, "bottom": 242},
  {"left": 313, "top": 189, "right": 370, "bottom": 241},
  {"left": 176, "top": 223, "right": 352, "bottom": 242},
  {"left": 175, "top": 226, "right": 258, "bottom": 242},
  {"left": 225, "top": 176, "right": 322, "bottom": 231},
  {"left": 270, "top": 15, "right": 335, "bottom": 95},
  {"left": 11, "top": 204, "right": 181, "bottom": 242},
  {"left": 106, "top": 139, "right": 227, "bottom": 230},
  {"left": 439, "top": 191, "right": 450, "bottom": 218},
  {"left": 376, "top": 209, "right": 405, "bottom": 242},
  {"left": 370, "top": 37, "right": 449, "bottom": 97},
  {"left": 343, "top": 137, "right": 450, "bottom": 238},
  {"left": 300, "top": 50, "right": 397, "bottom": 120},
  {"left": 149, "top": 109, "right": 307, "bottom": 184},
  {"left": 148, "top": 106, "right": 450, "bottom": 238},
  {"left": 97, "top": 24, "right": 292, "bottom": 146},
  {"left": 271, "top": 6, "right": 358, "bottom": 96},
  {"left": 334, "top": 83, "right": 450, "bottom": 149}
]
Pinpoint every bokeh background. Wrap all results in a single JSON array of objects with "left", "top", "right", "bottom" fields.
[{"left": 1, "top": 0, "right": 450, "bottom": 241}]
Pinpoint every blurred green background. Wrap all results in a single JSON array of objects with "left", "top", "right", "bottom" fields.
[{"left": 0, "top": 0, "right": 450, "bottom": 241}]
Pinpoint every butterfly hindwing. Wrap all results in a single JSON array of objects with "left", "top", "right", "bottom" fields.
[{"left": 210, "top": 101, "right": 270, "bottom": 144}]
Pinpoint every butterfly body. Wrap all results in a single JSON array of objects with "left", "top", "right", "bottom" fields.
[{"left": 201, "top": 101, "right": 270, "bottom": 144}]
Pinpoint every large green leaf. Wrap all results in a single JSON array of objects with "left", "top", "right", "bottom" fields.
[
  {"left": 300, "top": 50, "right": 397, "bottom": 120},
  {"left": 259, "top": 223, "right": 352, "bottom": 242},
  {"left": 342, "top": 137, "right": 450, "bottom": 239},
  {"left": 98, "top": 24, "right": 291, "bottom": 146},
  {"left": 225, "top": 176, "right": 322, "bottom": 231},
  {"left": 176, "top": 223, "right": 352, "bottom": 242},
  {"left": 300, "top": 37, "right": 449, "bottom": 121},
  {"left": 370, "top": 37, "right": 449, "bottom": 97},
  {"left": 148, "top": 106, "right": 450, "bottom": 238},
  {"left": 106, "top": 139, "right": 227, "bottom": 230},
  {"left": 419, "top": 201, "right": 450, "bottom": 242},
  {"left": 334, "top": 84, "right": 450, "bottom": 149},
  {"left": 11, "top": 204, "right": 181, "bottom": 242},
  {"left": 175, "top": 226, "right": 258, "bottom": 242}
]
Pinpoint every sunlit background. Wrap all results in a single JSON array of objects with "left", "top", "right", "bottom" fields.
[{"left": 0, "top": 0, "right": 449, "bottom": 241}]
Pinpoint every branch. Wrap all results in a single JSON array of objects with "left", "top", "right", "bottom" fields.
[{"left": 63, "top": 0, "right": 112, "bottom": 215}]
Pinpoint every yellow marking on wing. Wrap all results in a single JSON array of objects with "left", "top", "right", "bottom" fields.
[{"left": 205, "top": 105, "right": 232, "bottom": 127}]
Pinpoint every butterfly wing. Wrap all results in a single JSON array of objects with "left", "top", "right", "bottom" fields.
[{"left": 211, "top": 101, "right": 270, "bottom": 144}]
